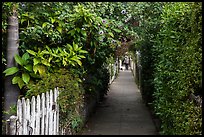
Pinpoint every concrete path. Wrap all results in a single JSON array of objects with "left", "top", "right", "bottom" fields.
[{"left": 81, "top": 70, "right": 158, "bottom": 135}]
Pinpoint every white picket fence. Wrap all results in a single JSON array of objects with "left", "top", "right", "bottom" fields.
[
  {"left": 109, "top": 60, "right": 119, "bottom": 84},
  {"left": 6, "top": 88, "right": 65, "bottom": 135}
]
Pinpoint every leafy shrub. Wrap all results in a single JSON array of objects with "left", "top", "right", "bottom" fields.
[
  {"left": 25, "top": 68, "right": 85, "bottom": 134},
  {"left": 96, "top": 66, "right": 110, "bottom": 100},
  {"left": 83, "top": 64, "right": 110, "bottom": 101}
]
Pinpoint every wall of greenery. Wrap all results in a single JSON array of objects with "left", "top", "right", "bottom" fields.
[
  {"left": 130, "top": 2, "right": 202, "bottom": 135},
  {"left": 129, "top": 2, "right": 164, "bottom": 106},
  {"left": 2, "top": 2, "right": 202, "bottom": 135},
  {"left": 152, "top": 2, "right": 202, "bottom": 135}
]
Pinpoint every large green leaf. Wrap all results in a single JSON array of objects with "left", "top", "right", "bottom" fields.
[
  {"left": 33, "top": 65, "right": 46, "bottom": 76},
  {"left": 73, "top": 42, "right": 78, "bottom": 51},
  {"left": 24, "top": 64, "right": 33, "bottom": 72},
  {"left": 50, "top": 17, "right": 55, "bottom": 24},
  {"left": 20, "top": 19, "right": 27, "bottom": 24},
  {"left": 78, "top": 55, "right": 86, "bottom": 59},
  {"left": 14, "top": 54, "right": 25, "bottom": 66},
  {"left": 113, "top": 28, "right": 122, "bottom": 33},
  {"left": 70, "top": 56, "right": 82, "bottom": 66},
  {"left": 41, "top": 59, "right": 50, "bottom": 66},
  {"left": 27, "top": 50, "right": 37, "bottom": 56},
  {"left": 66, "top": 44, "right": 73, "bottom": 51},
  {"left": 17, "top": 79, "right": 25, "bottom": 89},
  {"left": 33, "top": 58, "right": 40, "bottom": 66},
  {"left": 33, "top": 65, "right": 38, "bottom": 74},
  {"left": 12, "top": 76, "right": 21, "bottom": 84},
  {"left": 41, "top": 50, "right": 50, "bottom": 55},
  {"left": 57, "top": 26, "right": 62, "bottom": 33},
  {"left": 108, "top": 32, "right": 114, "bottom": 38},
  {"left": 75, "top": 59, "right": 82, "bottom": 66},
  {"left": 62, "top": 58, "right": 67, "bottom": 66},
  {"left": 3, "top": 67, "right": 19, "bottom": 76},
  {"left": 79, "top": 49, "right": 88, "bottom": 54},
  {"left": 42, "top": 22, "right": 49, "bottom": 29},
  {"left": 22, "top": 52, "right": 30, "bottom": 61},
  {"left": 22, "top": 73, "right": 30, "bottom": 84},
  {"left": 48, "top": 56, "right": 53, "bottom": 62},
  {"left": 81, "top": 30, "right": 86, "bottom": 36}
]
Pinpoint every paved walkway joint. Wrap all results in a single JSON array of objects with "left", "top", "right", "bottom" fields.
[{"left": 81, "top": 70, "right": 158, "bottom": 135}]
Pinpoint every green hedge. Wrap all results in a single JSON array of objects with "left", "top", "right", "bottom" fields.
[
  {"left": 152, "top": 2, "right": 202, "bottom": 135},
  {"left": 132, "top": 2, "right": 164, "bottom": 105}
]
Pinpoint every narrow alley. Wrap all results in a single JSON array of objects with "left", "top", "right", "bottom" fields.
[{"left": 81, "top": 70, "right": 158, "bottom": 135}]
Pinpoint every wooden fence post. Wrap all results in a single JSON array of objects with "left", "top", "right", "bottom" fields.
[
  {"left": 26, "top": 98, "right": 32, "bottom": 135},
  {"left": 49, "top": 89, "right": 54, "bottom": 135},
  {"left": 22, "top": 98, "right": 27, "bottom": 135},
  {"left": 6, "top": 115, "right": 17, "bottom": 135},
  {"left": 45, "top": 91, "right": 49, "bottom": 135},
  {"left": 35, "top": 95, "right": 41, "bottom": 134},
  {"left": 30, "top": 96, "right": 36, "bottom": 135},
  {"left": 17, "top": 99, "right": 22, "bottom": 135},
  {"left": 41, "top": 93, "right": 45, "bottom": 135}
]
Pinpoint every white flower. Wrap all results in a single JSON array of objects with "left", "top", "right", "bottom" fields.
[
  {"left": 99, "top": 30, "right": 104, "bottom": 35},
  {"left": 82, "top": 28, "right": 85, "bottom": 30},
  {"left": 102, "top": 19, "right": 106, "bottom": 24},
  {"left": 121, "top": 10, "right": 126, "bottom": 14},
  {"left": 112, "top": 40, "right": 116, "bottom": 43}
]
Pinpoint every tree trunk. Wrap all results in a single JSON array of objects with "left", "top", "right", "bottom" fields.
[{"left": 3, "top": 7, "right": 20, "bottom": 120}]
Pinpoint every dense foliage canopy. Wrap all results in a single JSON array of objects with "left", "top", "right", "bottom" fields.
[{"left": 2, "top": 2, "right": 202, "bottom": 135}]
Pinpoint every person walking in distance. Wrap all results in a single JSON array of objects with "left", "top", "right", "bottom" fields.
[{"left": 124, "top": 56, "right": 129, "bottom": 70}]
